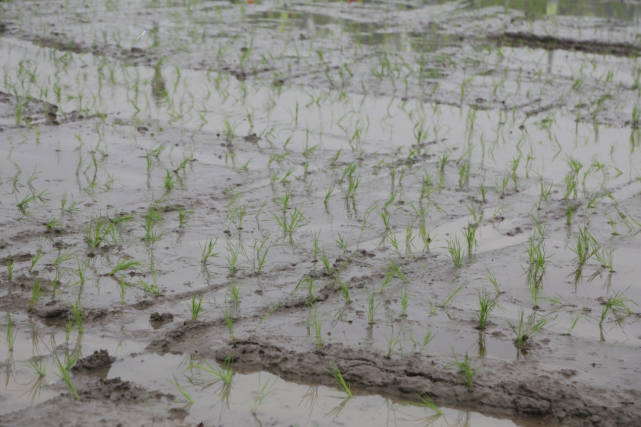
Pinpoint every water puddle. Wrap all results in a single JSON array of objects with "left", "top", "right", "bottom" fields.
[{"left": 108, "top": 352, "right": 558, "bottom": 426}]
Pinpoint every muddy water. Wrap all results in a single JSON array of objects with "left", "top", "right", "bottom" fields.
[{"left": 0, "top": 0, "right": 640, "bottom": 426}]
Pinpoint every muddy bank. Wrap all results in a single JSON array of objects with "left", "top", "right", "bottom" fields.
[
  {"left": 215, "top": 338, "right": 639, "bottom": 426},
  {"left": 492, "top": 32, "right": 641, "bottom": 58}
]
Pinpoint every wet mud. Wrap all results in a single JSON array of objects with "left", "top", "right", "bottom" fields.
[
  {"left": 492, "top": 32, "right": 641, "bottom": 58},
  {"left": 0, "top": 0, "right": 640, "bottom": 426}
]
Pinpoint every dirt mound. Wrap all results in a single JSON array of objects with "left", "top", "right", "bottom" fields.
[
  {"left": 72, "top": 350, "right": 115, "bottom": 373},
  {"left": 150, "top": 312, "right": 174, "bottom": 322}
]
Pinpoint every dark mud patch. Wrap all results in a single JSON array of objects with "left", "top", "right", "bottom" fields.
[
  {"left": 0, "top": 251, "right": 32, "bottom": 264},
  {"left": 0, "top": 91, "right": 59, "bottom": 126},
  {"left": 492, "top": 32, "right": 641, "bottom": 58},
  {"left": 72, "top": 349, "right": 115, "bottom": 373},
  {"left": 218, "top": 338, "right": 641, "bottom": 427},
  {"left": 149, "top": 311, "right": 174, "bottom": 322},
  {"left": 34, "top": 301, "right": 69, "bottom": 319}
]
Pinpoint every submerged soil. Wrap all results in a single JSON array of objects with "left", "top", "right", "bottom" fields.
[{"left": 0, "top": 0, "right": 640, "bottom": 426}]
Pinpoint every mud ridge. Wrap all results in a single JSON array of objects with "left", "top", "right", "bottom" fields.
[
  {"left": 491, "top": 32, "right": 641, "bottom": 57},
  {"left": 219, "top": 338, "right": 641, "bottom": 427}
]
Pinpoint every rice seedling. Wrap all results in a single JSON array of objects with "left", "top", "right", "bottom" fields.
[
  {"left": 226, "top": 281, "right": 242, "bottom": 305},
  {"left": 440, "top": 282, "right": 467, "bottom": 308},
  {"left": 327, "top": 361, "right": 353, "bottom": 398},
  {"left": 118, "top": 279, "right": 128, "bottom": 306},
  {"left": 27, "top": 358, "right": 47, "bottom": 377},
  {"left": 404, "top": 225, "right": 416, "bottom": 257},
  {"left": 388, "top": 235, "right": 402, "bottom": 257},
  {"left": 400, "top": 287, "right": 409, "bottom": 317},
  {"left": 29, "top": 249, "right": 44, "bottom": 272},
  {"left": 17, "top": 190, "right": 50, "bottom": 213},
  {"left": 54, "top": 354, "right": 79, "bottom": 400},
  {"left": 64, "top": 317, "right": 73, "bottom": 344},
  {"left": 324, "top": 185, "right": 335, "bottom": 205},
  {"left": 307, "top": 276, "right": 316, "bottom": 305},
  {"left": 461, "top": 223, "right": 478, "bottom": 255},
  {"left": 346, "top": 176, "right": 361, "bottom": 199},
  {"left": 593, "top": 244, "right": 615, "bottom": 272},
  {"left": 50, "top": 277, "right": 61, "bottom": 303},
  {"left": 167, "top": 375, "right": 194, "bottom": 404},
  {"left": 200, "top": 237, "right": 219, "bottom": 265},
  {"left": 404, "top": 391, "right": 443, "bottom": 415},
  {"left": 419, "top": 221, "right": 436, "bottom": 252},
  {"left": 274, "top": 190, "right": 292, "bottom": 213},
  {"left": 164, "top": 170, "right": 178, "bottom": 191},
  {"left": 222, "top": 306, "right": 236, "bottom": 344},
  {"left": 529, "top": 279, "right": 540, "bottom": 309},
  {"left": 475, "top": 289, "right": 499, "bottom": 330},
  {"left": 335, "top": 279, "right": 351, "bottom": 304},
  {"left": 479, "top": 182, "right": 487, "bottom": 203},
  {"left": 321, "top": 250, "right": 334, "bottom": 277},
  {"left": 569, "top": 227, "right": 596, "bottom": 265},
  {"left": 599, "top": 290, "right": 637, "bottom": 326},
  {"left": 187, "top": 294, "right": 204, "bottom": 320},
  {"left": 383, "top": 326, "right": 402, "bottom": 358},
  {"left": 247, "top": 238, "right": 270, "bottom": 275},
  {"left": 565, "top": 315, "right": 581, "bottom": 336},
  {"left": 329, "top": 149, "right": 342, "bottom": 167},
  {"left": 45, "top": 215, "right": 63, "bottom": 232},
  {"left": 444, "top": 237, "right": 465, "bottom": 268},
  {"left": 109, "top": 258, "right": 142, "bottom": 276},
  {"left": 411, "top": 328, "right": 436, "bottom": 354},
  {"left": 138, "top": 270, "right": 162, "bottom": 296},
  {"left": 304, "top": 307, "right": 323, "bottom": 348},
  {"left": 140, "top": 210, "right": 163, "bottom": 242},
  {"left": 530, "top": 215, "right": 548, "bottom": 239},
  {"left": 190, "top": 355, "right": 234, "bottom": 384},
  {"left": 507, "top": 308, "right": 556, "bottom": 348},
  {"left": 53, "top": 247, "right": 77, "bottom": 268},
  {"left": 458, "top": 156, "right": 471, "bottom": 188},
  {"left": 335, "top": 232, "right": 348, "bottom": 252},
  {"left": 438, "top": 152, "right": 450, "bottom": 174},
  {"left": 6, "top": 256, "right": 15, "bottom": 281},
  {"left": 565, "top": 203, "right": 577, "bottom": 226},
  {"left": 380, "top": 210, "right": 391, "bottom": 231},
  {"left": 3, "top": 313, "right": 17, "bottom": 352},
  {"left": 426, "top": 298, "right": 438, "bottom": 315},
  {"left": 312, "top": 231, "right": 321, "bottom": 262},
  {"left": 254, "top": 304, "right": 281, "bottom": 332},
  {"left": 537, "top": 181, "right": 552, "bottom": 208},
  {"left": 524, "top": 236, "right": 550, "bottom": 286},
  {"left": 29, "top": 279, "right": 44, "bottom": 311},
  {"left": 486, "top": 268, "right": 503, "bottom": 294},
  {"left": 69, "top": 296, "right": 84, "bottom": 334},
  {"left": 365, "top": 288, "right": 380, "bottom": 324},
  {"left": 178, "top": 209, "right": 191, "bottom": 228},
  {"left": 451, "top": 348, "right": 481, "bottom": 392},
  {"left": 272, "top": 204, "right": 307, "bottom": 235},
  {"left": 251, "top": 371, "right": 279, "bottom": 414},
  {"left": 379, "top": 265, "right": 395, "bottom": 294},
  {"left": 389, "top": 259, "right": 409, "bottom": 284},
  {"left": 84, "top": 216, "right": 116, "bottom": 252},
  {"left": 225, "top": 241, "right": 241, "bottom": 276}
]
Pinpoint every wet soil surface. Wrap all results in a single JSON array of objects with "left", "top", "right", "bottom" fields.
[{"left": 0, "top": 0, "right": 640, "bottom": 426}]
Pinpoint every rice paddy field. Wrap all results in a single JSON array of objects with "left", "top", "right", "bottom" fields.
[{"left": 0, "top": 0, "right": 640, "bottom": 426}]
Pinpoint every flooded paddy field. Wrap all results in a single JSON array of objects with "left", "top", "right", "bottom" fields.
[{"left": 0, "top": 0, "right": 640, "bottom": 426}]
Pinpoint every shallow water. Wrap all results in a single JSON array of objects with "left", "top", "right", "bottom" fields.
[{"left": 0, "top": 0, "right": 640, "bottom": 425}]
